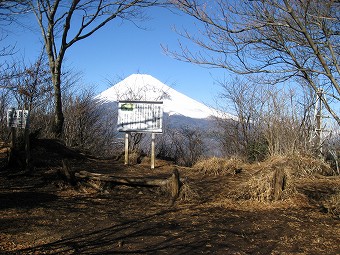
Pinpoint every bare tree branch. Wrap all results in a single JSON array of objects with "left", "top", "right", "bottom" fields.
[
  {"left": 12, "top": 0, "right": 165, "bottom": 137},
  {"left": 169, "top": 0, "right": 340, "bottom": 125}
]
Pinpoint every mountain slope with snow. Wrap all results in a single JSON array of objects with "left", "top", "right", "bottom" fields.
[{"left": 96, "top": 74, "right": 235, "bottom": 120}]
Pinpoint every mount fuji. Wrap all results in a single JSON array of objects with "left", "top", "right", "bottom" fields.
[{"left": 95, "top": 73, "right": 235, "bottom": 120}]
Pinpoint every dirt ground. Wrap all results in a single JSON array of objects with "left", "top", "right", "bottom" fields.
[{"left": 0, "top": 140, "right": 339, "bottom": 255}]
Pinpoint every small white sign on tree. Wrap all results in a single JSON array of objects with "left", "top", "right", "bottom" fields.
[{"left": 7, "top": 108, "right": 29, "bottom": 129}]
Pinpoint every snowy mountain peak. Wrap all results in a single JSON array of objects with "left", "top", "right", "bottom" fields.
[{"left": 96, "top": 74, "right": 235, "bottom": 120}]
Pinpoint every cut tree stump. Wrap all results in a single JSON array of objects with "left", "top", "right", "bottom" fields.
[
  {"left": 169, "top": 168, "right": 180, "bottom": 206},
  {"left": 59, "top": 159, "right": 76, "bottom": 186},
  {"left": 272, "top": 168, "right": 286, "bottom": 201}
]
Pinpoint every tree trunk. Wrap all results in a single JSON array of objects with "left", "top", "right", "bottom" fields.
[
  {"left": 24, "top": 125, "right": 31, "bottom": 171},
  {"left": 8, "top": 127, "right": 17, "bottom": 167},
  {"left": 52, "top": 70, "right": 64, "bottom": 138}
]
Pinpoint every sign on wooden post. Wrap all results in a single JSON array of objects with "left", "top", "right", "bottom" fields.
[
  {"left": 6, "top": 108, "right": 30, "bottom": 170},
  {"left": 117, "top": 101, "right": 163, "bottom": 169},
  {"left": 117, "top": 101, "right": 163, "bottom": 133},
  {"left": 7, "top": 108, "right": 29, "bottom": 129}
]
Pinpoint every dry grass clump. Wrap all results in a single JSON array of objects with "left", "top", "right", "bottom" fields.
[
  {"left": 284, "top": 154, "right": 334, "bottom": 176},
  {"left": 322, "top": 191, "right": 340, "bottom": 218},
  {"left": 128, "top": 152, "right": 141, "bottom": 165},
  {"left": 178, "top": 181, "right": 199, "bottom": 202},
  {"left": 193, "top": 156, "right": 244, "bottom": 175},
  {"left": 249, "top": 154, "right": 332, "bottom": 177},
  {"left": 194, "top": 155, "right": 335, "bottom": 203},
  {"left": 231, "top": 155, "right": 333, "bottom": 202},
  {"left": 234, "top": 166, "right": 296, "bottom": 202},
  {"left": 0, "top": 142, "right": 9, "bottom": 155}
]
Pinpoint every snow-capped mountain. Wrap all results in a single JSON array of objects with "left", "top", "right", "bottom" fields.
[{"left": 95, "top": 74, "right": 235, "bottom": 120}]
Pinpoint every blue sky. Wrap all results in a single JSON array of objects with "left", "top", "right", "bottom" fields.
[{"left": 3, "top": 6, "right": 228, "bottom": 108}]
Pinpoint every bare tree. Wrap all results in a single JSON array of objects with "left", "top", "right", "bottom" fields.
[
  {"left": 215, "top": 75, "right": 316, "bottom": 160},
  {"left": 260, "top": 88, "right": 305, "bottom": 156},
  {"left": 0, "top": 88, "right": 12, "bottom": 140},
  {"left": 3, "top": 54, "right": 52, "bottom": 112},
  {"left": 0, "top": 1, "right": 28, "bottom": 22},
  {"left": 166, "top": 125, "right": 204, "bottom": 166},
  {"left": 168, "top": 0, "right": 340, "bottom": 125},
  {"left": 0, "top": 1, "right": 28, "bottom": 78},
  {"left": 215, "top": 76, "right": 264, "bottom": 156},
  {"left": 63, "top": 89, "right": 118, "bottom": 156},
  {"left": 12, "top": 0, "right": 164, "bottom": 137}
]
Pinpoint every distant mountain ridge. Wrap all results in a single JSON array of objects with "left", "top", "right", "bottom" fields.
[{"left": 95, "top": 74, "right": 235, "bottom": 120}]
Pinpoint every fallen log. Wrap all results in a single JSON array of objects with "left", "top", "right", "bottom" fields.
[
  {"left": 75, "top": 169, "right": 182, "bottom": 204},
  {"left": 75, "top": 171, "right": 170, "bottom": 186}
]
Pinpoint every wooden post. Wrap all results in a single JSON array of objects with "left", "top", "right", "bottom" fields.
[
  {"left": 10, "top": 127, "right": 16, "bottom": 150},
  {"left": 24, "top": 110, "right": 31, "bottom": 171},
  {"left": 8, "top": 127, "right": 16, "bottom": 166},
  {"left": 315, "top": 89, "right": 323, "bottom": 155},
  {"left": 24, "top": 125, "right": 31, "bottom": 171},
  {"left": 124, "top": 133, "right": 129, "bottom": 165},
  {"left": 151, "top": 133, "right": 155, "bottom": 169}
]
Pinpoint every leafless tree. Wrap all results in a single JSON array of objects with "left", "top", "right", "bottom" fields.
[
  {"left": 215, "top": 75, "right": 316, "bottom": 160},
  {"left": 166, "top": 125, "right": 204, "bottom": 166},
  {"left": 168, "top": 0, "right": 340, "bottom": 125},
  {"left": 156, "top": 126, "right": 175, "bottom": 160},
  {"left": 63, "top": 89, "right": 118, "bottom": 155},
  {"left": 0, "top": 1, "right": 28, "bottom": 22},
  {"left": 0, "top": 1, "right": 28, "bottom": 78},
  {"left": 0, "top": 88, "right": 12, "bottom": 140},
  {"left": 0, "top": 56, "right": 53, "bottom": 168},
  {"left": 260, "top": 88, "right": 305, "bottom": 156},
  {"left": 1, "top": 52, "right": 86, "bottom": 139},
  {"left": 3, "top": 54, "right": 52, "bottom": 112},
  {"left": 12, "top": 0, "right": 165, "bottom": 137},
  {"left": 215, "top": 76, "right": 265, "bottom": 156}
]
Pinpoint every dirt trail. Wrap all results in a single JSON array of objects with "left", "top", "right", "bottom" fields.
[{"left": 0, "top": 148, "right": 340, "bottom": 254}]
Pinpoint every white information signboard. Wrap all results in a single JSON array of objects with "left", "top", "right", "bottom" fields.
[
  {"left": 117, "top": 101, "right": 163, "bottom": 133},
  {"left": 7, "top": 108, "right": 29, "bottom": 129}
]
